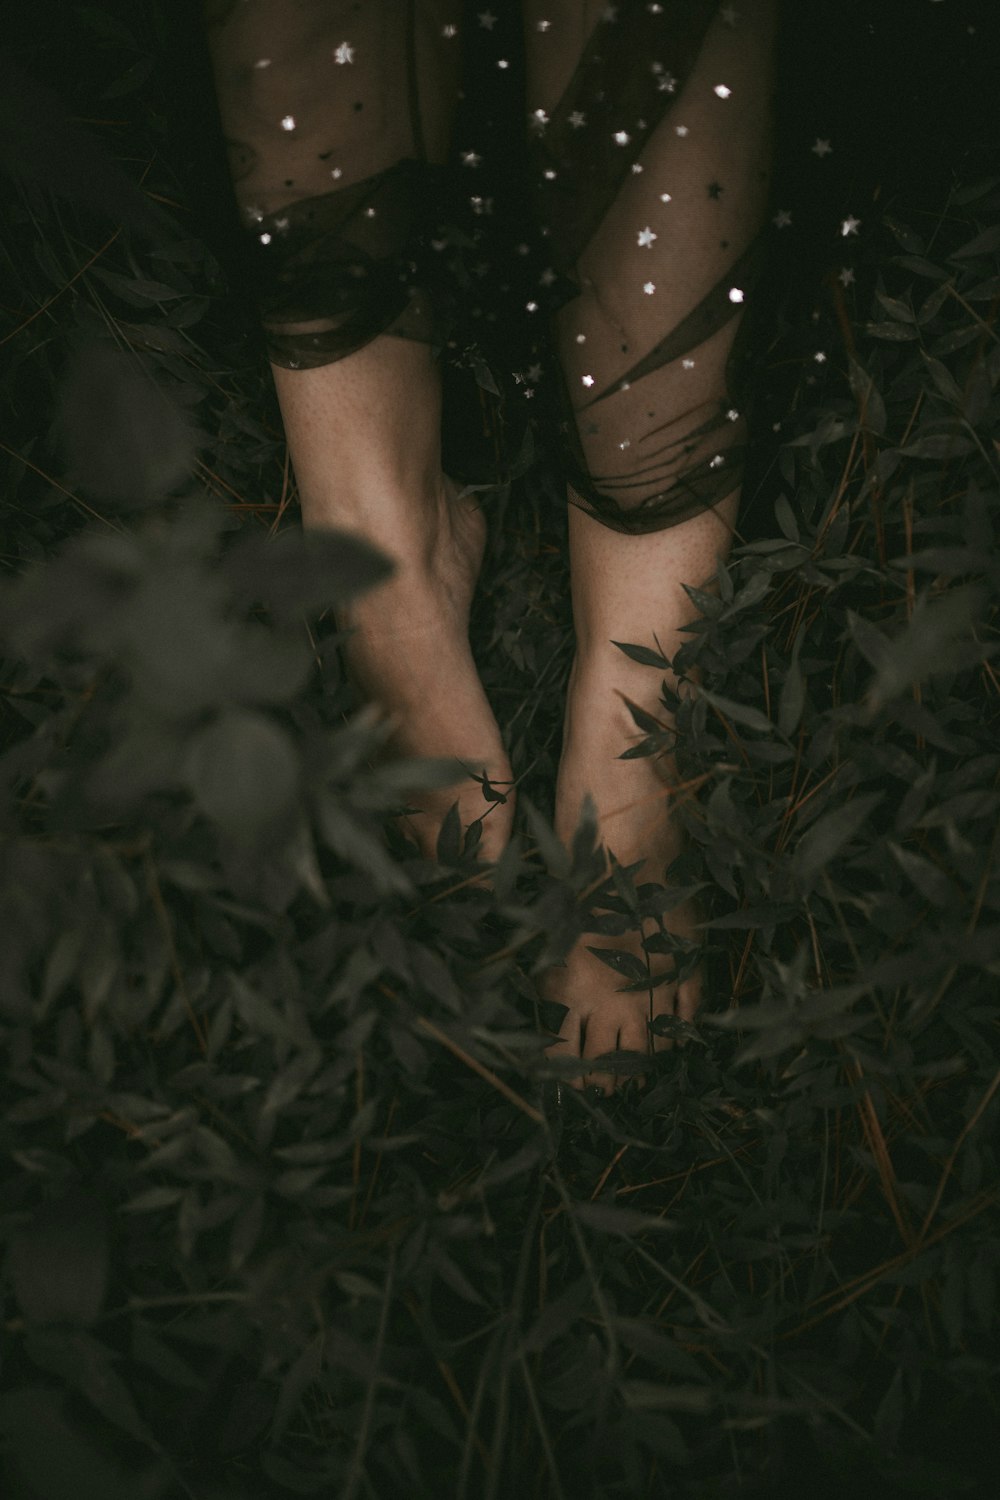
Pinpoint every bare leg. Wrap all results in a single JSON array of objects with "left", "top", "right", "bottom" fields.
[
  {"left": 549, "top": 499, "right": 735, "bottom": 1093},
  {"left": 524, "top": 0, "right": 777, "bottom": 1091},
  {"left": 272, "top": 340, "right": 515, "bottom": 863},
  {"left": 203, "top": 1, "right": 514, "bottom": 861}
]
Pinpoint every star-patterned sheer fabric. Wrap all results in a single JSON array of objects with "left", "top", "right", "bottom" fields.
[{"left": 202, "top": 0, "right": 777, "bottom": 534}]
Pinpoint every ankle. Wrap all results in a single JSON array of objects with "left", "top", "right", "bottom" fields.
[
  {"left": 303, "top": 467, "right": 444, "bottom": 544},
  {"left": 312, "top": 474, "right": 481, "bottom": 596},
  {"left": 567, "top": 648, "right": 676, "bottom": 737}
]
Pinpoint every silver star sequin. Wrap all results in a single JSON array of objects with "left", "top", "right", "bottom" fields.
[
  {"left": 333, "top": 41, "right": 354, "bottom": 64},
  {"left": 637, "top": 226, "right": 657, "bottom": 247}
]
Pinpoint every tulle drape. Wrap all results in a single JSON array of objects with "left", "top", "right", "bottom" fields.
[{"left": 203, "top": 0, "right": 777, "bottom": 532}]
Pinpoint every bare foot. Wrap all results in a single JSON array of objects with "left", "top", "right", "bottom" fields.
[
  {"left": 338, "top": 478, "right": 515, "bottom": 864},
  {"left": 543, "top": 653, "right": 702, "bottom": 1095}
]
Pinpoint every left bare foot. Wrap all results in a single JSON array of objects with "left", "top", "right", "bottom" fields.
[{"left": 542, "top": 651, "right": 702, "bottom": 1096}]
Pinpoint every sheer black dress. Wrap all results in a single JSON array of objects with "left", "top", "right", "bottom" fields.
[{"left": 202, "top": 0, "right": 778, "bottom": 534}]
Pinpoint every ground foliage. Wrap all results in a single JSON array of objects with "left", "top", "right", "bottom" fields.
[{"left": 1, "top": 4, "right": 999, "bottom": 1498}]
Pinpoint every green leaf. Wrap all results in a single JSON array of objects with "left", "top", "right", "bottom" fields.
[
  {"left": 317, "top": 798, "right": 413, "bottom": 894},
  {"left": 697, "top": 686, "right": 774, "bottom": 735},
  {"left": 185, "top": 708, "right": 299, "bottom": 843},
  {"left": 899, "top": 433, "right": 975, "bottom": 460},
  {"left": 54, "top": 342, "right": 197, "bottom": 505},
  {"left": 23, "top": 1329, "right": 154, "bottom": 1445},
  {"left": 122, "top": 1186, "right": 185, "bottom": 1214},
  {"left": 229, "top": 1195, "right": 266, "bottom": 1271},
  {"left": 224, "top": 525, "right": 394, "bottom": 620},
  {"left": 794, "top": 793, "right": 884, "bottom": 883},
  {"left": 867, "top": 585, "right": 988, "bottom": 706},
  {"left": 131, "top": 1322, "right": 207, "bottom": 1393},
  {"left": 574, "top": 1202, "right": 676, "bottom": 1236},
  {"left": 435, "top": 799, "right": 463, "bottom": 864},
  {"left": 778, "top": 632, "right": 805, "bottom": 737},
  {"left": 873, "top": 290, "right": 915, "bottom": 322},
  {"left": 921, "top": 352, "right": 964, "bottom": 405},
  {"left": 774, "top": 493, "right": 800, "bottom": 542},
  {"left": 864, "top": 321, "right": 920, "bottom": 341},
  {"left": 584, "top": 946, "right": 650, "bottom": 982},
  {"left": 612, "top": 639, "right": 672, "bottom": 669},
  {"left": 89, "top": 267, "right": 184, "bottom": 303},
  {"left": 848, "top": 358, "right": 887, "bottom": 436},
  {"left": 882, "top": 217, "right": 925, "bottom": 254},
  {"left": 950, "top": 222, "right": 1000, "bottom": 259},
  {"left": 889, "top": 843, "right": 954, "bottom": 907},
  {"left": 622, "top": 1380, "right": 715, "bottom": 1413},
  {"left": 621, "top": 696, "right": 668, "bottom": 736},
  {"left": 520, "top": 795, "right": 570, "bottom": 878},
  {"left": 518, "top": 1276, "right": 591, "bottom": 1356}
]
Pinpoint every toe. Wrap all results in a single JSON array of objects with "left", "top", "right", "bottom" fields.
[
  {"left": 616, "top": 1011, "right": 650, "bottom": 1094},
  {"left": 545, "top": 1010, "right": 586, "bottom": 1091},
  {"left": 617, "top": 1010, "right": 648, "bottom": 1057},
  {"left": 581, "top": 1012, "right": 621, "bottom": 1098},
  {"left": 676, "top": 970, "right": 702, "bottom": 1024}
]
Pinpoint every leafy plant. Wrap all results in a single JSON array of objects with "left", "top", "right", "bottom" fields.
[{"left": 1, "top": 4, "right": 998, "bottom": 1499}]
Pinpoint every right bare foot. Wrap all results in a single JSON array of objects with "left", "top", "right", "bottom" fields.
[{"left": 335, "top": 476, "right": 515, "bottom": 864}]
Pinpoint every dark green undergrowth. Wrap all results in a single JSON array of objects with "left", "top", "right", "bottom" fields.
[{"left": 2, "top": 5, "right": 999, "bottom": 1498}]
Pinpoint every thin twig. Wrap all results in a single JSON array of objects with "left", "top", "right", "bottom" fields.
[{"left": 415, "top": 1016, "right": 544, "bottom": 1125}]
